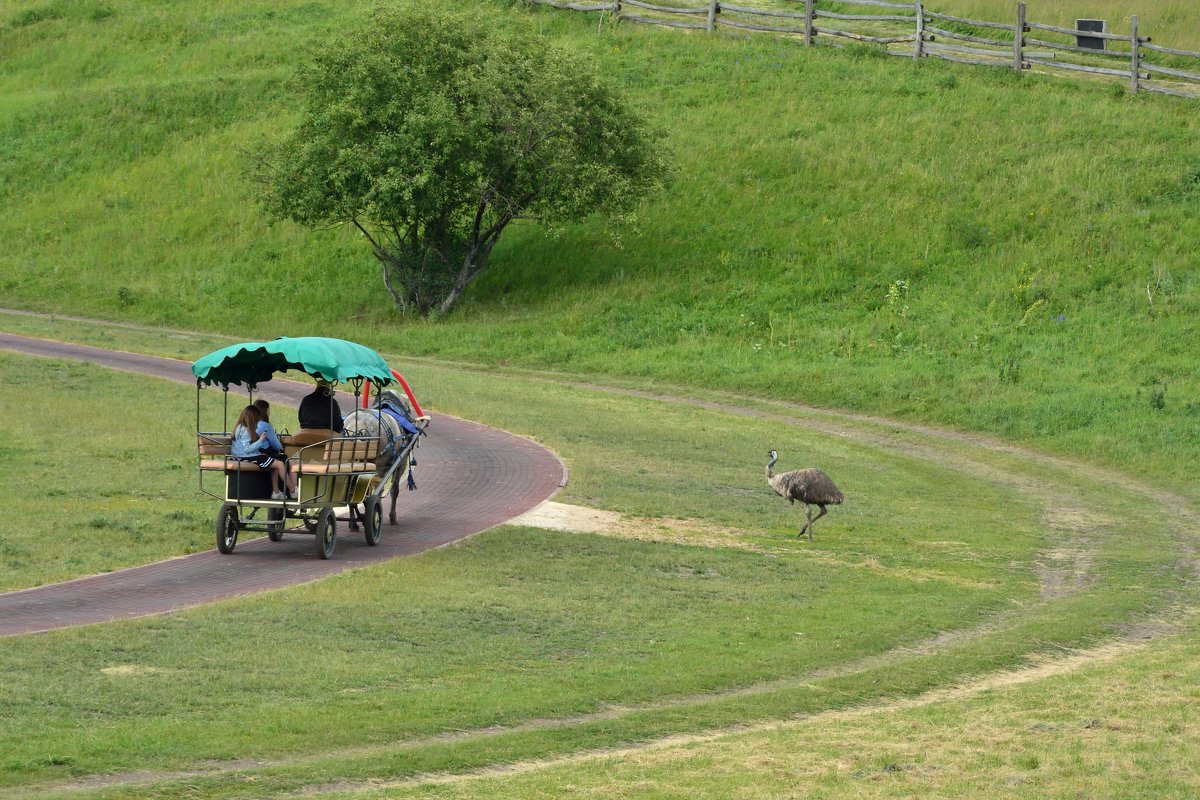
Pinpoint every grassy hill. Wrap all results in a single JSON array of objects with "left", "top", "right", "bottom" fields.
[
  {"left": 4, "top": 1, "right": 1200, "bottom": 797},
  {"left": 4, "top": 0, "right": 1200, "bottom": 490}
]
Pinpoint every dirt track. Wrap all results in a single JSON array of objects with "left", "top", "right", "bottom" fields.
[{"left": 0, "top": 333, "right": 567, "bottom": 636}]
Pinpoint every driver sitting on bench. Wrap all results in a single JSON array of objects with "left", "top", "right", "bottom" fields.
[{"left": 298, "top": 378, "right": 344, "bottom": 433}]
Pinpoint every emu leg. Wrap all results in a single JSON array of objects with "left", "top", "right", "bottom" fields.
[
  {"left": 799, "top": 504, "right": 814, "bottom": 540},
  {"left": 807, "top": 504, "right": 828, "bottom": 542}
]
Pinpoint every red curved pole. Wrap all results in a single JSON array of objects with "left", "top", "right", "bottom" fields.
[
  {"left": 390, "top": 369, "right": 425, "bottom": 418},
  {"left": 362, "top": 380, "right": 371, "bottom": 409}
]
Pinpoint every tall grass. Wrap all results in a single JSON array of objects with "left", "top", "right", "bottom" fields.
[{"left": 924, "top": 0, "right": 1200, "bottom": 49}]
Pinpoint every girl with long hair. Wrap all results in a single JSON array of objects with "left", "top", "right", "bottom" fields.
[{"left": 231, "top": 404, "right": 295, "bottom": 500}]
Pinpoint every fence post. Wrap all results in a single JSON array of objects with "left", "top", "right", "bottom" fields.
[
  {"left": 1130, "top": 15, "right": 1141, "bottom": 94},
  {"left": 612, "top": 0, "right": 621, "bottom": 24},
  {"left": 707, "top": 0, "right": 718, "bottom": 32},
  {"left": 804, "top": 0, "right": 814, "bottom": 46},
  {"left": 1013, "top": 2, "right": 1025, "bottom": 72},
  {"left": 913, "top": 1, "right": 924, "bottom": 59}
]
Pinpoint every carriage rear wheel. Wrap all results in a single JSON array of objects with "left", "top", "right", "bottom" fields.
[
  {"left": 363, "top": 498, "right": 382, "bottom": 546},
  {"left": 314, "top": 507, "right": 337, "bottom": 559},
  {"left": 267, "top": 507, "right": 286, "bottom": 542},
  {"left": 216, "top": 503, "right": 239, "bottom": 554}
]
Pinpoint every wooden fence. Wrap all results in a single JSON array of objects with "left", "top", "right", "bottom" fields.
[{"left": 529, "top": 0, "right": 1200, "bottom": 99}]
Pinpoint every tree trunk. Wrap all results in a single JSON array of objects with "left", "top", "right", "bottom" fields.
[
  {"left": 437, "top": 250, "right": 487, "bottom": 315},
  {"left": 379, "top": 256, "right": 409, "bottom": 315},
  {"left": 366, "top": 216, "right": 511, "bottom": 316}
]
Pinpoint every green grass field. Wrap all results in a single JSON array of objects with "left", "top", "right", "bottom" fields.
[
  {"left": 1, "top": 319, "right": 1196, "bottom": 798},
  {"left": 3, "top": 0, "right": 1200, "bottom": 796},
  {"left": 922, "top": 0, "right": 1199, "bottom": 48}
]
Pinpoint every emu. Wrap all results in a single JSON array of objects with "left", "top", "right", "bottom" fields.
[{"left": 766, "top": 449, "right": 843, "bottom": 542}]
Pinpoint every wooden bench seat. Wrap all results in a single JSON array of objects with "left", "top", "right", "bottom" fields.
[
  {"left": 291, "top": 461, "right": 376, "bottom": 475},
  {"left": 199, "top": 434, "right": 233, "bottom": 472},
  {"left": 197, "top": 434, "right": 270, "bottom": 472},
  {"left": 289, "top": 435, "right": 378, "bottom": 475},
  {"left": 200, "top": 458, "right": 269, "bottom": 472},
  {"left": 282, "top": 429, "right": 337, "bottom": 462},
  {"left": 198, "top": 432, "right": 275, "bottom": 501},
  {"left": 199, "top": 432, "right": 377, "bottom": 482}
]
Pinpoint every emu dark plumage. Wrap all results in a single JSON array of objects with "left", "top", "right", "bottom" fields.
[{"left": 766, "top": 449, "right": 843, "bottom": 541}]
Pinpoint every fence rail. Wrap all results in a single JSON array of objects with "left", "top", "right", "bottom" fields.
[{"left": 527, "top": 0, "right": 1200, "bottom": 99}]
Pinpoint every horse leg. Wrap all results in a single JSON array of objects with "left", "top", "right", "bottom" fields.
[{"left": 389, "top": 466, "right": 400, "bottom": 524}]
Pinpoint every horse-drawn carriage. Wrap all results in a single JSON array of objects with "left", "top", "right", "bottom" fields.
[{"left": 192, "top": 337, "right": 428, "bottom": 559}]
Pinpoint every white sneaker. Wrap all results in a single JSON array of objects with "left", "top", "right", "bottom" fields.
[{"left": 270, "top": 491, "right": 285, "bottom": 500}]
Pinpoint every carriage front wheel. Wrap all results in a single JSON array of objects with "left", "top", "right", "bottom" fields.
[
  {"left": 315, "top": 507, "right": 337, "bottom": 559},
  {"left": 216, "top": 503, "right": 239, "bottom": 554},
  {"left": 363, "top": 497, "right": 382, "bottom": 546}
]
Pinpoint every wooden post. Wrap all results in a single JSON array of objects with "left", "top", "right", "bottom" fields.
[
  {"left": 612, "top": 0, "right": 621, "bottom": 24},
  {"left": 913, "top": 1, "right": 924, "bottom": 59},
  {"left": 1130, "top": 15, "right": 1141, "bottom": 94},
  {"left": 707, "top": 0, "right": 718, "bottom": 32},
  {"left": 804, "top": 0, "right": 814, "bottom": 46},
  {"left": 1013, "top": 2, "right": 1025, "bottom": 72}
]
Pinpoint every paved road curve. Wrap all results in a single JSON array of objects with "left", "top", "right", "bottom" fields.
[{"left": 0, "top": 334, "right": 567, "bottom": 636}]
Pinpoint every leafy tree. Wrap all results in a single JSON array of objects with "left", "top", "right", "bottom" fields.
[{"left": 255, "top": 4, "right": 671, "bottom": 316}]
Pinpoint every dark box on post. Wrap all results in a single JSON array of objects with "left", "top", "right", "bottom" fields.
[{"left": 1076, "top": 19, "right": 1106, "bottom": 51}]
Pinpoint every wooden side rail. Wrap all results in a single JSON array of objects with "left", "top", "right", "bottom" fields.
[
  {"left": 198, "top": 434, "right": 269, "bottom": 472},
  {"left": 197, "top": 433, "right": 272, "bottom": 473},
  {"left": 198, "top": 433, "right": 231, "bottom": 457}
]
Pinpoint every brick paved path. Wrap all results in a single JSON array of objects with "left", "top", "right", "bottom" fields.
[{"left": 0, "top": 334, "right": 567, "bottom": 636}]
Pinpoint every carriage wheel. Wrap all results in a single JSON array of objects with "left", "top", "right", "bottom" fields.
[
  {"left": 314, "top": 507, "right": 337, "bottom": 559},
  {"left": 267, "top": 507, "right": 286, "bottom": 542},
  {"left": 216, "top": 503, "right": 239, "bottom": 554},
  {"left": 363, "top": 498, "right": 382, "bottom": 546}
]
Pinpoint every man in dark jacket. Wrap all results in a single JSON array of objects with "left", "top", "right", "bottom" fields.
[{"left": 298, "top": 379, "right": 344, "bottom": 432}]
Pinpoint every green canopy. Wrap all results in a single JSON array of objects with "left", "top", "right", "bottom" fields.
[{"left": 192, "top": 337, "right": 395, "bottom": 390}]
